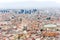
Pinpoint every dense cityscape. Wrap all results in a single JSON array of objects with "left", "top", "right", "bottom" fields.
[{"left": 0, "top": 8, "right": 60, "bottom": 40}]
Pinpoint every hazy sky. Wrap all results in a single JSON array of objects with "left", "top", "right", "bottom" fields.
[
  {"left": 0, "top": 0, "right": 60, "bottom": 3},
  {"left": 0, "top": 0, "right": 60, "bottom": 9}
]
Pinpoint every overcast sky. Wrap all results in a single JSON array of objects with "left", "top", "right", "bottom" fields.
[{"left": 0, "top": 0, "right": 60, "bottom": 9}]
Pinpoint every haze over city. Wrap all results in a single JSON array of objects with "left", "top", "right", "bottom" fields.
[
  {"left": 0, "top": 0, "right": 60, "bottom": 40},
  {"left": 0, "top": 0, "right": 60, "bottom": 9}
]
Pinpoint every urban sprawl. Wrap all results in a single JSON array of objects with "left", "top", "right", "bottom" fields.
[{"left": 0, "top": 8, "right": 60, "bottom": 40}]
